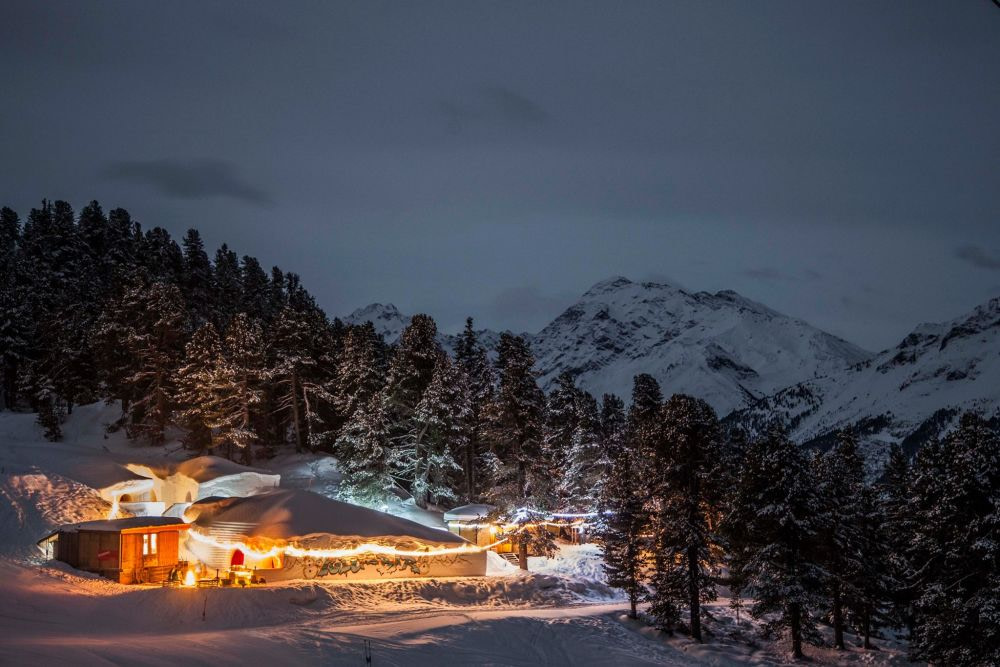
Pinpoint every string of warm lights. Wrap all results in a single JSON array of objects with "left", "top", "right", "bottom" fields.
[{"left": 185, "top": 527, "right": 517, "bottom": 561}]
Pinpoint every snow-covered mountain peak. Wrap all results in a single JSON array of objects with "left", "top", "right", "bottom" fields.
[
  {"left": 528, "top": 277, "right": 871, "bottom": 414},
  {"left": 345, "top": 303, "right": 409, "bottom": 341}
]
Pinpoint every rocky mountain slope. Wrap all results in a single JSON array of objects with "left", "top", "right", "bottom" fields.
[
  {"left": 347, "top": 277, "right": 871, "bottom": 416},
  {"left": 729, "top": 296, "right": 1000, "bottom": 460}
]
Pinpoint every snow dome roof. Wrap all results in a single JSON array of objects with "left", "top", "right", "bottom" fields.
[
  {"left": 189, "top": 489, "right": 466, "bottom": 548},
  {"left": 131, "top": 455, "right": 276, "bottom": 483},
  {"left": 443, "top": 504, "right": 497, "bottom": 522}
]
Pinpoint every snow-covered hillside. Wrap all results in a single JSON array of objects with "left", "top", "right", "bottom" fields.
[
  {"left": 729, "top": 296, "right": 1000, "bottom": 460},
  {"left": 349, "top": 277, "right": 871, "bottom": 415}
]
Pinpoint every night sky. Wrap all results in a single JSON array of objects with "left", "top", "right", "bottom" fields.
[{"left": 2, "top": 1, "right": 998, "bottom": 350}]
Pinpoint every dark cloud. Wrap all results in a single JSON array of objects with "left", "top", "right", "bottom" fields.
[
  {"left": 2, "top": 1, "right": 999, "bottom": 350},
  {"left": 440, "top": 86, "right": 550, "bottom": 132},
  {"left": 956, "top": 245, "right": 1000, "bottom": 271},
  {"left": 489, "top": 285, "right": 575, "bottom": 327},
  {"left": 741, "top": 267, "right": 823, "bottom": 283},
  {"left": 102, "top": 159, "right": 272, "bottom": 206}
]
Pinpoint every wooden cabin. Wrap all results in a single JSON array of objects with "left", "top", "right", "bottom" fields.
[
  {"left": 443, "top": 504, "right": 497, "bottom": 548},
  {"left": 38, "top": 517, "right": 188, "bottom": 584}
]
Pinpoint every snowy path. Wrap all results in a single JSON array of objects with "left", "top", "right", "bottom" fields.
[{"left": 0, "top": 559, "right": 695, "bottom": 666}]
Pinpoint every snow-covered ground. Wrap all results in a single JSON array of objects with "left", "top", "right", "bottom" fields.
[{"left": 0, "top": 404, "right": 917, "bottom": 665}]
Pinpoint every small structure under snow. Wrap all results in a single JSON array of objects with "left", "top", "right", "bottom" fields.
[
  {"left": 38, "top": 517, "right": 188, "bottom": 584},
  {"left": 123, "top": 456, "right": 280, "bottom": 517},
  {"left": 185, "top": 489, "right": 487, "bottom": 581}
]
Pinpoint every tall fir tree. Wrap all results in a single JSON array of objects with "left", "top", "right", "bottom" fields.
[
  {"left": 181, "top": 229, "right": 214, "bottom": 329},
  {"left": 559, "top": 390, "right": 605, "bottom": 512},
  {"left": 0, "top": 207, "right": 25, "bottom": 409},
  {"left": 724, "top": 425, "right": 825, "bottom": 659},
  {"left": 240, "top": 255, "right": 271, "bottom": 321},
  {"left": 141, "top": 227, "right": 184, "bottom": 285},
  {"left": 908, "top": 414, "right": 1000, "bottom": 666},
  {"left": 335, "top": 393, "right": 394, "bottom": 507},
  {"left": 484, "top": 332, "right": 553, "bottom": 568},
  {"left": 598, "top": 391, "right": 647, "bottom": 618},
  {"left": 212, "top": 244, "right": 242, "bottom": 330},
  {"left": 813, "top": 431, "right": 868, "bottom": 650},
  {"left": 124, "top": 282, "right": 187, "bottom": 445},
  {"left": 646, "top": 394, "right": 725, "bottom": 641},
  {"left": 173, "top": 323, "right": 224, "bottom": 452},
  {"left": 405, "top": 354, "right": 469, "bottom": 507},
  {"left": 879, "top": 443, "right": 915, "bottom": 634},
  {"left": 453, "top": 317, "right": 495, "bottom": 501},
  {"left": 212, "top": 313, "right": 267, "bottom": 462},
  {"left": 383, "top": 314, "right": 443, "bottom": 503},
  {"left": 333, "top": 321, "right": 387, "bottom": 432},
  {"left": 544, "top": 371, "right": 580, "bottom": 503}
]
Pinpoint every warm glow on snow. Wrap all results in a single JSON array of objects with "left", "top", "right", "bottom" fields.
[{"left": 183, "top": 569, "right": 196, "bottom": 587}]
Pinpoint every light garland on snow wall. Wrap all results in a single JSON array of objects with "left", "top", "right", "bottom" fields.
[{"left": 185, "top": 526, "right": 517, "bottom": 562}]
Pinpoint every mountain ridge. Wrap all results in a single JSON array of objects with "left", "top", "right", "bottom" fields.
[{"left": 347, "top": 276, "right": 872, "bottom": 415}]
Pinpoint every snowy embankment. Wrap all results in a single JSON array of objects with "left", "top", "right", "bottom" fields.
[{"left": 0, "top": 404, "right": 916, "bottom": 666}]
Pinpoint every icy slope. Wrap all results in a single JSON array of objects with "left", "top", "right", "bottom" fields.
[{"left": 730, "top": 296, "right": 1000, "bottom": 459}]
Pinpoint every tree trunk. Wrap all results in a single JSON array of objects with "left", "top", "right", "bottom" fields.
[
  {"left": 289, "top": 373, "right": 303, "bottom": 453},
  {"left": 689, "top": 542, "right": 702, "bottom": 642},
  {"left": 863, "top": 607, "right": 873, "bottom": 649},
  {"left": 518, "top": 541, "right": 528, "bottom": 570},
  {"left": 465, "top": 440, "right": 476, "bottom": 502},
  {"left": 833, "top": 585, "right": 845, "bottom": 649},
  {"left": 629, "top": 592, "right": 638, "bottom": 619},
  {"left": 790, "top": 602, "right": 804, "bottom": 659}
]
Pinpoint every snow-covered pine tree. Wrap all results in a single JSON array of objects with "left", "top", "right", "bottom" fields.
[
  {"left": 211, "top": 244, "right": 242, "bottom": 331},
  {"left": 141, "top": 227, "right": 184, "bottom": 286},
  {"left": 181, "top": 229, "right": 214, "bottom": 330},
  {"left": 723, "top": 424, "right": 824, "bottom": 659},
  {"left": 0, "top": 207, "right": 25, "bottom": 409},
  {"left": 240, "top": 255, "right": 271, "bottom": 322},
  {"left": 383, "top": 314, "right": 443, "bottom": 502},
  {"left": 269, "top": 304, "right": 328, "bottom": 453},
  {"left": 335, "top": 392, "right": 394, "bottom": 507},
  {"left": 544, "top": 371, "right": 580, "bottom": 504},
  {"left": 333, "top": 321, "right": 387, "bottom": 432},
  {"left": 847, "top": 483, "right": 894, "bottom": 649},
  {"left": 908, "top": 413, "right": 1000, "bottom": 666},
  {"left": 211, "top": 313, "right": 267, "bottom": 462},
  {"left": 484, "top": 332, "right": 554, "bottom": 569},
  {"left": 174, "top": 322, "right": 224, "bottom": 452},
  {"left": 879, "top": 443, "right": 915, "bottom": 634},
  {"left": 405, "top": 353, "right": 468, "bottom": 507},
  {"left": 627, "top": 373, "right": 663, "bottom": 448},
  {"left": 646, "top": 394, "right": 725, "bottom": 641},
  {"left": 124, "top": 282, "right": 187, "bottom": 445},
  {"left": 597, "top": 391, "right": 648, "bottom": 618},
  {"left": 559, "top": 390, "right": 605, "bottom": 512},
  {"left": 453, "top": 317, "right": 496, "bottom": 501},
  {"left": 813, "top": 431, "right": 867, "bottom": 650}
]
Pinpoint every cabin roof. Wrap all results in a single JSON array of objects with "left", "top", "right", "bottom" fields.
[{"left": 38, "top": 516, "right": 188, "bottom": 543}]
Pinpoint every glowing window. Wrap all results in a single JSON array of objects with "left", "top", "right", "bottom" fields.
[{"left": 142, "top": 533, "right": 158, "bottom": 555}]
